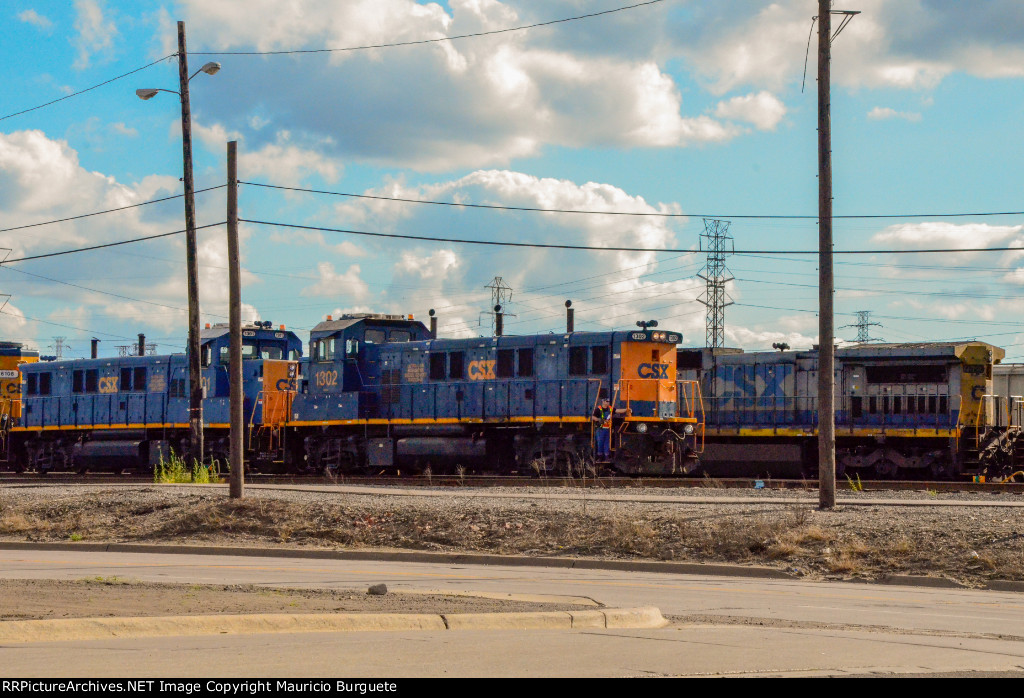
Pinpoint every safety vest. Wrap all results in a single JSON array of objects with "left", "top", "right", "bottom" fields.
[{"left": 596, "top": 406, "right": 611, "bottom": 429}]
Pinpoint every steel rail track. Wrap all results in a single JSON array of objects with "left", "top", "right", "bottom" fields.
[{"left": 1, "top": 472, "right": 1022, "bottom": 493}]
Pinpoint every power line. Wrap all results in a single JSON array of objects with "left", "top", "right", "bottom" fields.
[
  {"left": 0, "top": 185, "right": 226, "bottom": 234},
  {"left": 241, "top": 219, "right": 1024, "bottom": 256},
  {"left": 1, "top": 222, "right": 225, "bottom": 264},
  {"left": 0, "top": 54, "right": 175, "bottom": 122},
  {"left": 242, "top": 181, "right": 1024, "bottom": 219},
  {"left": 193, "top": 1, "right": 667, "bottom": 56}
]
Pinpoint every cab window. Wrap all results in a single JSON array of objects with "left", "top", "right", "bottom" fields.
[
  {"left": 242, "top": 342, "right": 257, "bottom": 359},
  {"left": 365, "top": 329, "right": 386, "bottom": 344},
  {"left": 261, "top": 345, "right": 283, "bottom": 360},
  {"left": 390, "top": 330, "right": 411, "bottom": 342}
]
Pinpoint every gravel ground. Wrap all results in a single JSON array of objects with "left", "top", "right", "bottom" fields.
[
  {"left": 0, "top": 578, "right": 587, "bottom": 621},
  {"left": 1, "top": 483, "right": 1022, "bottom": 587}
]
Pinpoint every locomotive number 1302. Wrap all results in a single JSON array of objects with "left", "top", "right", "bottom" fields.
[{"left": 315, "top": 370, "right": 338, "bottom": 388}]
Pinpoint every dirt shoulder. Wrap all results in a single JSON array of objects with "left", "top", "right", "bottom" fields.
[
  {"left": 0, "top": 578, "right": 591, "bottom": 622},
  {"left": 1, "top": 484, "right": 1022, "bottom": 588}
]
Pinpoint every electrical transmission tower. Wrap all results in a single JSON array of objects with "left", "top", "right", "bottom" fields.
[
  {"left": 697, "top": 219, "right": 734, "bottom": 348},
  {"left": 842, "top": 310, "right": 884, "bottom": 344},
  {"left": 483, "top": 276, "right": 516, "bottom": 333},
  {"left": 49, "top": 336, "right": 67, "bottom": 361}
]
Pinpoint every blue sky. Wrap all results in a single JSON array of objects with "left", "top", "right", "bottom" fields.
[{"left": 2, "top": 0, "right": 1024, "bottom": 359}]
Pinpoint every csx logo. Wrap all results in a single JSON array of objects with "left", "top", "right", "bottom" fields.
[
  {"left": 468, "top": 360, "right": 496, "bottom": 380},
  {"left": 98, "top": 377, "right": 119, "bottom": 393},
  {"left": 275, "top": 378, "right": 297, "bottom": 391},
  {"left": 637, "top": 363, "right": 669, "bottom": 379}
]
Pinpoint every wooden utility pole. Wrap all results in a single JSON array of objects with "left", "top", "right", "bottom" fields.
[
  {"left": 817, "top": 0, "right": 836, "bottom": 509},
  {"left": 177, "top": 21, "right": 204, "bottom": 467},
  {"left": 227, "top": 141, "right": 244, "bottom": 499}
]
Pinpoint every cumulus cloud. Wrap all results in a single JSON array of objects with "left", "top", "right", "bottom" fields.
[
  {"left": 867, "top": 106, "right": 921, "bottom": 122},
  {"left": 671, "top": 0, "right": 1024, "bottom": 93},
  {"left": 714, "top": 91, "right": 787, "bottom": 130},
  {"left": 301, "top": 262, "right": 370, "bottom": 299},
  {"left": 872, "top": 222, "right": 1024, "bottom": 250},
  {"left": 175, "top": 0, "right": 752, "bottom": 171}
]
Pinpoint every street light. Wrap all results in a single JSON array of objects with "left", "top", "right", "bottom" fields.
[{"left": 136, "top": 21, "right": 220, "bottom": 467}]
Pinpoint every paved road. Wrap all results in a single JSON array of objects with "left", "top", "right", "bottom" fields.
[{"left": 2, "top": 549, "right": 1024, "bottom": 677}]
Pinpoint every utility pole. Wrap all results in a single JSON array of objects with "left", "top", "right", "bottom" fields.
[
  {"left": 817, "top": 1, "right": 859, "bottom": 511},
  {"left": 227, "top": 141, "right": 243, "bottom": 499},
  {"left": 697, "top": 218, "right": 734, "bottom": 349},
  {"left": 817, "top": 0, "right": 835, "bottom": 510},
  {"left": 177, "top": 21, "right": 204, "bottom": 467}
]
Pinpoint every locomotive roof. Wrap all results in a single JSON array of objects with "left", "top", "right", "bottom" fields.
[
  {"left": 200, "top": 324, "right": 300, "bottom": 341},
  {"left": 311, "top": 314, "right": 429, "bottom": 335}
]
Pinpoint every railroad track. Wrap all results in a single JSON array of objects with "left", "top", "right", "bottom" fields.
[{"left": 1, "top": 472, "right": 1022, "bottom": 493}]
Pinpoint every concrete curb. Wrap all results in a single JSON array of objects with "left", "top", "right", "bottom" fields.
[
  {"left": 0, "top": 607, "right": 666, "bottom": 644},
  {"left": 2, "top": 541, "right": 1023, "bottom": 593}
]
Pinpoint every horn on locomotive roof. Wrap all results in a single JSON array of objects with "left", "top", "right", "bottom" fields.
[
  {"left": 565, "top": 300, "right": 574, "bottom": 333},
  {"left": 429, "top": 309, "right": 437, "bottom": 339}
]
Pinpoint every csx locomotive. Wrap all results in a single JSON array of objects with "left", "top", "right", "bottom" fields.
[
  {"left": 4, "top": 313, "right": 704, "bottom": 475},
  {"left": 678, "top": 341, "right": 1014, "bottom": 480}
]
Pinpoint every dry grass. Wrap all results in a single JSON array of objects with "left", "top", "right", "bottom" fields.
[{"left": 2, "top": 487, "right": 1023, "bottom": 586}]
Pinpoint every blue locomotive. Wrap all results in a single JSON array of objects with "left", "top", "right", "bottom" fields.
[
  {"left": 290, "top": 313, "right": 702, "bottom": 474},
  {"left": 678, "top": 341, "right": 1007, "bottom": 479},
  {"left": 13, "top": 322, "right": 302, "bottom": 472},
  {"left": 6, "top": 313, "right": 703, "bottom": 475}
]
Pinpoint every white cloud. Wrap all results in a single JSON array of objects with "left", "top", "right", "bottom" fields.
[
  {"left": 177, "top": 0, "right": 752, "bottom": 171},
  {"left": 867, "top": 106, "right": 922, "bottom": 122},
  {"left": 714, "top": 91, "right": 787, "bottom": 130},
  {"left": 18, "top": 9, "right": 53, "bottom": 29},
  {"left": 301, "top": 262, "right": 370, "bottom": 299},
  {"left": 872, "top": 222, "right": 1024, "bottom": 250},
  {"left": 72, "top": 0, "right": 118, "bottom": 70},
  {"left": 110, "top": 122, "right": 138, "bottom": 137},
  {"left": 396, "top": 250, "right": 460, "bottom": 280}
]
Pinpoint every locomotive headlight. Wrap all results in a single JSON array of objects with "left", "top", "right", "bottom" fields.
[
  {"left": 636, "top": 422, "right": 648, "bottom": 434},
  {"left": 683, "top": 424, "right": 695, "bottom": 435}
]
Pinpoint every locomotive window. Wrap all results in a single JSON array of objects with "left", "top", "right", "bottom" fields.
[
  {"left": 120, "top": 367, "right": 132, "bottom": 391},
  {"left": 569, "top": 346, "right": 588, "bottom": 376},
  {"left": 26, "top": 373, "right": 37, "bottom": 395},
  {"left": 73, "top": 370, "right": 84, "bottom": 394},
  {"left": 365, "top": 329, "right": 386, "bottom": 344},
  {"left": 591, "top": 346, "right": 609, "bottom": 374},
  {"left": 318, "top": 338, "right": 335, "bottom": 361},
  {"left": 429, "top": 353, "right": 446, "bottom": 380},
  {"left": 496, "top": 349, "right": 515, "bottom": 378},
  {"left": 939, "top": 396, "right": 948, "bottom": 415},
  {"left": 202, "top": 346, "right": 212, "bottom": 368},
  {"left": 449, "top": 351, "right": 465, "bottom": 379},
  {"left": 85, "top": 369, "right": 98, "bottom": 393},
  {"left": 893, "top": 396, "right": 902, "bottom": 414},
  {"left": 928, "top": 396, "right": 937, "bottom": 414},
  {"left": 868, "top": 396, "right": 876, "bottom": 414},
  {"left": 390, "top": 330, "right": 411, "bottom": 343},
  {"left": 242, "top": 342, "right": 257, "bottom": 359},
  {"left": 518, "top": 348, "right": 534, "bottom": 377},
  {"left": 39, "top": 372, "right": 52, "bottom": 396},
  {"left": 261, "top": 345, "right": 283, "bottom": 360},
  {"left": 169, "top": 378, "right": 186, "bottom": 398},
  {"left": 865, "top": 365, "right": 947, "bottom": 383},
  {"left": 134, "top": 367, "right": 147, "bottom": 391}
]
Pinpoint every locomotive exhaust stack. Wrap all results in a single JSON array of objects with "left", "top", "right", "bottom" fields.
[
  {"left": 137, "top": 334, "right": 145, "bottom": 357},
  {"left": 565, "top": 300, "right": 574, "bottom": 333},
  {"left": 494, "top": 305, "right": 503, "bottom": 337},
  {"left": 429, "top": 309, "right": 437, "bottom": 339}
]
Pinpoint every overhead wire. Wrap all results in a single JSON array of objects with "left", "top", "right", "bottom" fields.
[{"left": 193, "top": 1, "right": 668, "bottom": 56}]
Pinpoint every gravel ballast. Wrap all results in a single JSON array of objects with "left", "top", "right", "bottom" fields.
[{"left": 1, "top": 483, "right": 1022, "bottom": 587}]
